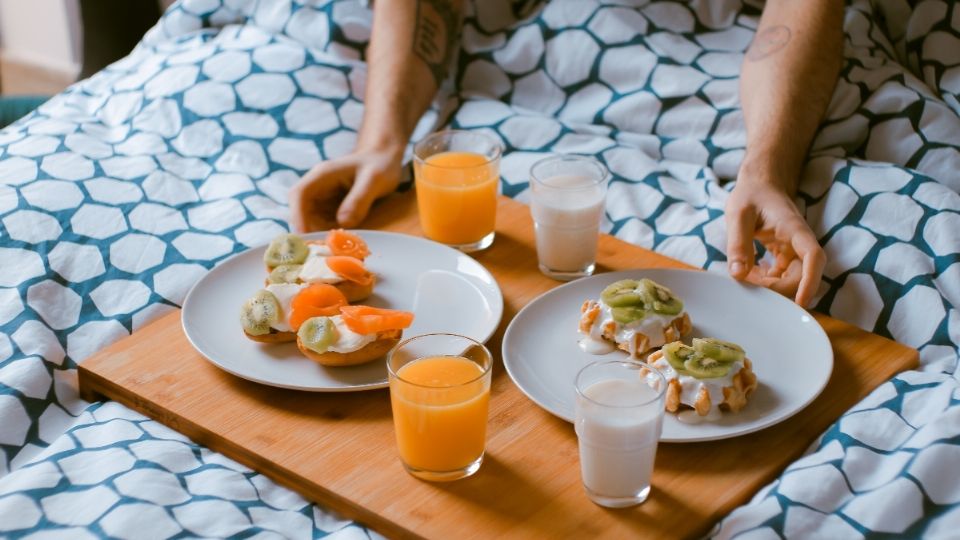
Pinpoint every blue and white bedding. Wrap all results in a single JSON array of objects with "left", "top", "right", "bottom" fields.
[{"left": 0, "top": 0, "right": 958, "bottom": 537}]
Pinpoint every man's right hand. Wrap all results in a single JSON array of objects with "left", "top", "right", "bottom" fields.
[{"left": 288, "top": 146, "right": 404, "bottom": 232}]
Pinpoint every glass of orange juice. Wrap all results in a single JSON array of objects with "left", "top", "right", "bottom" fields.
[
  {"left": 387, "top": 333, "right": 493, "bottom": 481},
  {"left": 413, "top": 130, "right": 502, "bottom": 252}
]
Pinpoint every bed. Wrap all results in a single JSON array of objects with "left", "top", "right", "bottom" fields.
[{"left": 0, "top": 0, "right": 957, "bottom": 537}]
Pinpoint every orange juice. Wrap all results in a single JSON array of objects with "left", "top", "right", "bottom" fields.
[
  {"left": 414, "top": 151, "right": 498, "bottom": 246},
  {"left": 390, "top": 355, "right": 491, "bottom": 472}
]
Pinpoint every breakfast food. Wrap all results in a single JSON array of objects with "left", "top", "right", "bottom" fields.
[
  {"left": 578, "top": 278, "right": 692, "bottom": 357},
  {"left": 242, "top": 229, "right": 414, "bottom": 366},
  {"left": 241, "top": 283, "right": 413, "bottom": 366},
  {"left": 645, "top": 338, "right": 758, "bottom": 420},
  {"left": 297, "top": 306, "right": 414, "bottom": 366},
  {"left": 240, "top": 283, "right": 347, "bottom": 343},
  {"left": 263, "top": 231, "right": 375, "bottom": 302}
]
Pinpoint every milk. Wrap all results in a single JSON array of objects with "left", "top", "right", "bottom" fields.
[
  {"left": 530, "top": 174, "right": 606, "bottom": 275},
  {"left": 575, "top": 378, "right": 663, "bottom": 506}
]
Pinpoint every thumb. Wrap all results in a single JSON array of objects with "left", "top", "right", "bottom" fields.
[{"left": 725, "top": 203, "right": 757, "bottom": 280}]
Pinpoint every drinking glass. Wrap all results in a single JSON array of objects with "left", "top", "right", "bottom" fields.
[
  {"left": 574, "top": 360, "right": 667, "bottom": 507},
  {"left": 413, "top": 130, "right": 502, "bottom": 252},
  {"left": 529, "top": 154, "right": 609, "bottom": 280},
  {"left": 387, "top": 333, "right": 493, "bottom": 481}
]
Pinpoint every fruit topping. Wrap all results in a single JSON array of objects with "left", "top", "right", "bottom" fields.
[
  {"left": 662, "top": 341, "right": 696, "bottom": 371},
  {"left": 267, "top": 264, "right": 302, "bottom": 284},
  {"left": 611, "top": 306, "right": 646, "bottom": 324},
  {"left": 640, "top": 279, "right": 683, "bottom": 315},
  {"left": 683, "top": 355, "right": 732, "bottom": 379},
  {"left": 264, "top": 234, "right": 309, "bottom": 268},
  {"left": 298, "top": 317, "right": 339, "bottom": 353},
  {"left": 600, "top": 279, "right": 644, "bottom": 307},
  {"left": 693, "top": 337, "right": 745, "bottom": 363},
  {"left": 241, "top": 290, "right": 282, "bottom": 336}
]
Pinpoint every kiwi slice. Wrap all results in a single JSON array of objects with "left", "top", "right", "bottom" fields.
[
  {"left": 600, "top": 279, "right": 645, "bottom": 307},
  {"left": 611, "top": 306, "right": 646, "bottom": 324},
  {"left": 640, "top": 279, "right": 683, "bottom": 315},
  {"left": 264, "top": 234, "right": 309, "bottom": 267},
  {"left": 683, "top": 355, "right": 731, "bottom": 379},
  {"left": 240, "top": 290, "right": 281, "bottom": 336},
  {"left": 298, "top": 316, "right": 339, "bottom": 353},
  {"left": 662, "top": 341, "right": 696, "bottom": 371},
  {"left": 693, "top": 338, "right": 744, "bottom": 363},
  {"left": 267, "top": 264, "right": 303, "bottom": 284}
]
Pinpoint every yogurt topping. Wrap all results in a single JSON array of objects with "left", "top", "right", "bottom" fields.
[
  {"left": 264, "top": 283, "right": 306, "bottom": 332},
  {"left": 649, "top": 356, "right": 744, "bottom": 415},
  {"left": 308, "top": 244, "right": 333, "bottom": 257},
  {"left": 578, "top": 335, "right": 615, "bottom": 355},
  {"left": 327, "top": 315, "right": 376, "bottom": 353},
  {"left": 299, "top": 255, "right": 342, "bottom": 284}
]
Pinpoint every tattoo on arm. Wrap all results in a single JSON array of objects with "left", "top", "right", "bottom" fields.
[
  {"left": 414, "top": 0, "right": 461, "bottom": 86},
  {"left": 746, "top": 25, "right": 792, "bottom": 61}
]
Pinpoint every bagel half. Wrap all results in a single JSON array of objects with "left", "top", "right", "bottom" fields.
[
  {"left": 297, "top": 328, "right": 402, "bottom": 367},
  {"left": 333, "top": 277, "right": 375, "bottom": 303},
  {"left": 243, "top": 328, "right": 296, "bottom": 343}
]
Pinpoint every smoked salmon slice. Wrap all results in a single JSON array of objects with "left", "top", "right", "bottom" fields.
[
  {"left": 326, "top": 229, "right": 370, "bottom": 260},
  {"left": 289, "top": 284, "right": 348, "bottom": 331},
  {"left": 340, "top": 305, "right": 414, "bottom": 334},
  {"left": 326, "top": 256, "right": 374, "bottom": 286}
]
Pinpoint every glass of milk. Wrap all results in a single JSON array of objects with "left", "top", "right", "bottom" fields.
[
  {"left": 529, "top": 154, "right": 609, "bottom": 281},
  {"left": 574, "top": 360, "right": 667, "bottom": 508}
]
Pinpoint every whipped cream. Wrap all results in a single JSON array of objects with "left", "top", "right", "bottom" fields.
[
  {"left": 578, "top": 336, "right": 615, "bottom": 354},
  {"left": 327, "top": 315, "right": 376, "bottom": 353},
  {"left": 296, "top": 243, "right": 342, "bottom": 284},
  {"left": 308, "top": 243, "right": 332, "bottom": 257},
  {"left": 581, "top": 300, "right": 684, "bottom": 357},
  {"left": 264, "top": 283, "right": 306, "bottom": 332},
  {"left": 649, "top": 356, "right": 744, "bottom": 416}
]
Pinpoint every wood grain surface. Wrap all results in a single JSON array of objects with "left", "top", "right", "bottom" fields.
[{"left": 79, "top": 192, "right": 918, "bottom": 539}]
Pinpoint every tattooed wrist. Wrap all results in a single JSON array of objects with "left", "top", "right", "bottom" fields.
[
  {"left": 746, "top": 25, "right": 792, "bottom": 61},
  {"left": 413, "top": 0, "right": 461, "bottom": 87}
]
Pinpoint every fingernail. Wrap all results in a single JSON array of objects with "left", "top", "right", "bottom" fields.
[
  {"left": 730, "top": 261, "right": 743, "bottom": 275},
  {"left": 337, "top": 212, "right": 355, "bottom": 228}
]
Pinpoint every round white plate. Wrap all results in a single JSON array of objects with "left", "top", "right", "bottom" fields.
[
  {"left": 182, "top": 231, "right": 503, "bottom": 391},
  {"left": 502, "top": 269, "right": 833, "bottom": 442}
]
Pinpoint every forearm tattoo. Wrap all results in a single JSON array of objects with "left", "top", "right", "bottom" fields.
[
  {"left": 746, "top": 25, "right": 792, "bottom": 61},
  {"left": 413, "top": 0, "right": 461, "bottom": 86}
]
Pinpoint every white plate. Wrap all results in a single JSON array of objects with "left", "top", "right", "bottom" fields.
[
  {"left": 182, "top": 231, "right": 503, "bottom": 391},
  {"left": 502, "top": 269, "right": 833, "bottom": 442}
]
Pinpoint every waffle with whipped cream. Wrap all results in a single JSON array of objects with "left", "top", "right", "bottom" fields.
[
  {"left": 578, "top": 278, "right": 692, "bottom": 358},
  {"left": 646, "top": 339, "right": 758, "bottom": 417}
]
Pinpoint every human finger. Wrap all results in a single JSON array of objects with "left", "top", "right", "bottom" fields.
[
  {"left": 336, "top": 167, "right": 393, "bottom": 228},
  {"left": 789, "top": 222, "right": 826, "bottom": 307},
  {"left": 289, "top": 161, "right": 355, "bottom": 232},
  {"left": 768, "top": 258, "right": 802, "bottom": 299},
  {"left": 725, "top": 200, "right": 758, "bottom": 280}
]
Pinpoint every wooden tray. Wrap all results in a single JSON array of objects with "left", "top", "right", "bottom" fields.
[{"left": 79, "top": 192, "right": 918, "bottom": 539}]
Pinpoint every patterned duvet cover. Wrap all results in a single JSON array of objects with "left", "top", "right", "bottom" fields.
[{"left": 0, "top": 0, "right": 958, "bottom": 537}]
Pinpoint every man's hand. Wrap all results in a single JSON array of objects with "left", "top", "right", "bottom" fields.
[
  {"left": 288, "top": 147, "right": 404, "bottom": 232},
  {"left": 288, "top": 0, "right": 463, "bottom": 233},
  {"left": 725, "top": 180, "right": 825, "bottom": 308}
]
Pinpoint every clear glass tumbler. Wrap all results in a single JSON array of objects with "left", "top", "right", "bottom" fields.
[
  {"left": 574, "top": 360, "right": 667, "bottom": 507},
  {"left": 387, "top": 333, "right": 493, "bottom": 481},
  {"left": 529, "top": 154, "right": 609, "bottom": 281},
  {"left": 413, "top": 130, "right": 502, "bottom": 252}
]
